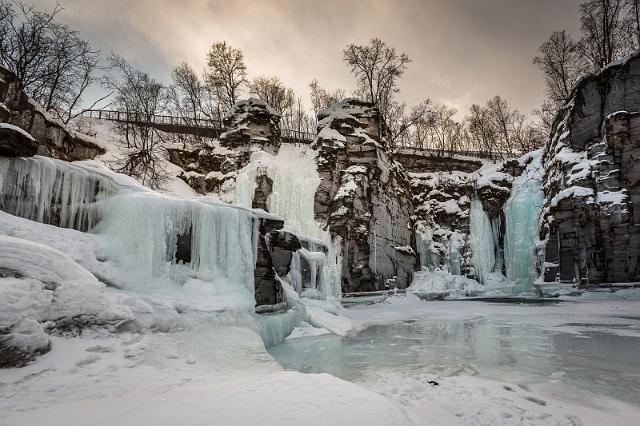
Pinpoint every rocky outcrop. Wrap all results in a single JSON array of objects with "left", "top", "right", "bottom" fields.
[
  {"left": 0, "top": 123, "right": 38, "bottom": 157},
  {"left": 411, "top": 171, "right": 474, "bottom": 275},
  {"left": 0, "top": 318, "right": 51, "bottom": 368},
  {"left": 171, "top": 98, "right": 282, "bottom": 196},
  {"left": 220, "top": 98, "right": 281, "bottom": 150},
  {"left": 312, "top": 99, "right": 416, "bottom": 292},
  {"left": 0, "top": 66, "right": 104, "bottom": 160},
  {"left": 540, "top": 54, "right": 640, "bottom": 285}
]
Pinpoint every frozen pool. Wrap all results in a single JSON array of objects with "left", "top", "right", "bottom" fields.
[{"left": 269, "top": 298, "right": 640, "bottom": 409}]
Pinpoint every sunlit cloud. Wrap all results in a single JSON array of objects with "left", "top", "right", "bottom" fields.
[{"left": 40, "top": 0, "right": 582, "bottom": 115}]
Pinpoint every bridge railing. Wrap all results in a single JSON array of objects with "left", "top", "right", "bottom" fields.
[
  {"left": 392, "top": 146, "right": 510, "bottom": 161},
  {"left": 80, "top": 109, "right": 509, "bottom": 160},
  {"left": 281, "top": 128, "right": 315, "bottom": 143},
  {"left": 80, "top": 109, "right": 224, "bottom": 129}
]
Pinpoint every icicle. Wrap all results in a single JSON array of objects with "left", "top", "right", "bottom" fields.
[
  {"left": 0, "top": 156, "right": 116, "bottom": 231},
  {"left": 235, "top": 145, "right": 342, "bottom": 299},
  {"left": 287, "top": 251, "right": 303, "bottom": 294},
  {"left": 503, "top": 153, "right": 545, "bottom": 293},
  {"left": 469, "top": 199, "right": 496, "bottom": 284}
]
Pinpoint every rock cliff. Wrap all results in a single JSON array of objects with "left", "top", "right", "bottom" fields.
[
  {"left": 0, "top": 66, "right": 103, "bottom": 160},
  {"left": 540, "top": 54, "right": 640, "bottom": 285},
  {"left": 312, "top": 99, "right": 416, "bottom": 292}
]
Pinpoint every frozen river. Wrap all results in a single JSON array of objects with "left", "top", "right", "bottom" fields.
[{"left": 270, "top": 293, "right": 640, "bottom": 425}]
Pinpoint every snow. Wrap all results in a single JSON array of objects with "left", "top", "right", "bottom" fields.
[
  {"left": 433, "top": 198, "right": 462, "bottom": 215},
  {"left": 0, "top": 122, "right": 35, "bottom": 141},
  {"left": 286, "top": 321, "right": 331, "bottom": 340},
  {"left": 596, "top": 189, "right": 627, "bottom": 205},
  {"left": 550, "top": 186, "right": 595, "bottom": 207},
  {"left": 334, "top": 177, "right": 358, "bottom": 199},
  {"left": 1, "top": 328, "right": 411, "bottom": 426},
  {"left": 0, "top": 235, "right": 131, "bottom": 327},
  {"left": 394, "top": 245, "right": 416, "bottom": 256}
]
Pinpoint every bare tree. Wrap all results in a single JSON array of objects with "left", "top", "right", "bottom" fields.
[
  {"left": 343, "top": 38, "right": 410, "bottom": 123},
  {"left": 625, "top": 0, "right": 640, "bottom": 49},
  {"left": 422, "top": 103, "right": 462, "bottom": 154},
  {"left": 249, "top": 76, "right": 295, "bottom": 114},
  {"left": 578, "top": 0, "right": 626, "bottom": 69},
  {"left": 533, "top": 31, "right": 586, "bottom": 109},
  {"left": 466, "top": 103, "right": 498, "bottom": 156},
  {"left": 387, "top": 100, "right": 430, "bottom": 149},
  {"left": 309, "top": 79, "right": 345, "bottom": 124},
  {"left": 205, "top": 41, "right": 247, "bottom": 110},
  {"left": 168, "top": 63, "right": 205, "bottom": 122},
  {"left": 103, "top": 54, "right": 169, "bottom": 189},
  {"left": 0, "top": 1, "right": 105, "bottom": 123}
]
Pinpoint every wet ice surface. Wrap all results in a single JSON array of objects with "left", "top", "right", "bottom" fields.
[{"left": 271, "top": 296, "right": 640, "bottom": 425}]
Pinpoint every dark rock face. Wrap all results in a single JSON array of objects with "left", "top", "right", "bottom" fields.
[
  {"left": 252, "top": 175, "right": 273, "bottom": 211},
  {"left": 0, "top": 124, "right": 38, "bottom": 157},
  {"left": 254, "top": 215, "right": 286, "bottom": 307},
  {"left": 312, "top": 99, "right": 416, "bottom": 292},
  {"left": 253, "top": 213, "right": 328, "bottom": 306},
  {"left": 0, "top": 66, "right": 104, "bottom": 160},
  {"left": 540, "top": 54, "right": 640, "bottom": 285}
]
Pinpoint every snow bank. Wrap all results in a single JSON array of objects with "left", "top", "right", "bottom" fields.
[
  {"left": 0, "top": 235, "right": 132, "bottom": 327},
  {"left": 408, "top": 269, "right": 483, "bottom": 300}
]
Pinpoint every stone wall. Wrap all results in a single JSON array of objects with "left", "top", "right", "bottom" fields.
[
  {"left": 540, "top": 54, "right": 640, "bottom": 285},
  {"left": 0, "top": 67, "right": 103, "bottom": 161}
]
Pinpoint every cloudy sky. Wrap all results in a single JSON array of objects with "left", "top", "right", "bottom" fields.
[{"left": 40, "top": 0, "right": 582, "bottom": 116}]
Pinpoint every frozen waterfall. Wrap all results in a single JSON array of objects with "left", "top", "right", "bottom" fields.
[
  {"left": 0, "top": 156, "right": 116, "bottom": 231},
  {"left": 234, "top": 145, "right": 342, "bottom": 299},
  {"left": 0, "top": 156, "right": 259, "bottom": 300},
  {"left": 469, "top": 198, "right": 499, "bottom": 285},
  {"left": 503, "top": 152, "right": 544, "bottom": 292}
]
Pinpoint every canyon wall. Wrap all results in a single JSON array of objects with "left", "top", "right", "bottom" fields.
[{"left": 540, "top": 54, "right": 640, "bottom": 285}]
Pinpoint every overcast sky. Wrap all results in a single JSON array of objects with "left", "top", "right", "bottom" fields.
[{"left": 40, "top": 0, "right": 582, "bottom": 116}]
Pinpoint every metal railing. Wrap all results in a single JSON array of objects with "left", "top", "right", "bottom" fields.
[
  {"left": 392, "top": 146, "right": 509, "bottom": 161},
  {"left": 80, "top": 109, "right": 509, "bottom": 160},
  {"left": 79, "top": 109, "right": 224, "bottom": 129}
]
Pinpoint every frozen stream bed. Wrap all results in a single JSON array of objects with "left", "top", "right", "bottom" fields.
[{"left": 270, "top": 293, "right": 640, "bottom": 425}]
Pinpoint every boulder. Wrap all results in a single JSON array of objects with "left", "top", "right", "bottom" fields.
[
  {"left": 0, "top": 319, "right": 51, "bottom": 368},
  {"left": 0, "top": 123, "right": 38, "bottom": 157}
]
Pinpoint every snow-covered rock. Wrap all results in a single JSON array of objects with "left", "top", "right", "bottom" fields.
[
  {"left": 0, "top": 66, "right": 104, "bottom": 160},
  {"left": 0, "top": 122, "right": 39, "bottom": 157},
  {"left": 540, "top": 52, "right": 640, "bottom": 285},
  {"left": 312, "top": 99, "right": 416, "bottom": 292}
]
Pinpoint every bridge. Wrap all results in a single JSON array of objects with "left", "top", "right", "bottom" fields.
[
  {"left": 80, "top": 109, "right": 508, "bottom": 161},
  {"left": 79, "top": 109, "right": 316, "bottom": 144}
]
